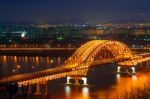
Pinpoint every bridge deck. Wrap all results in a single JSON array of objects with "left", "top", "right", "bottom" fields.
[{"left": 0, "top": 67, "right": 70, "bottom": 83}]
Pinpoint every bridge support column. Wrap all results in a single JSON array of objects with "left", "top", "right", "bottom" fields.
[
  {"left": 35, "top": 83, "right": 41, "bottom": 95},
  {"left": 27, "top": 85, "right": 32, "bottom": 94},
  {"left": 66, "top": 77, "right": 71, "bottom": 85},
  {"left": 66, "top": 76, "right": 88, "bottom": 86},
  {"left": 44, "top": 82, "right": 48, "bottom": 95},
  {"left": 146, "top": 61, "right": 149, "bottom": 68},
  {"left": 117, "top": 66, "right": 121, "bottom": 73},
  {"left": 131, "top": 67, "right": 136, "bottom": 74},
  {"left": 74, "top": 78, "right": 79, "bottom": 85},
  {"left": 82, "top": 77, "right": 88, "bottom": 86}
]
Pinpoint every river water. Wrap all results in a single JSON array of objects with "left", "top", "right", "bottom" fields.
[{"left": 0, "top": 55, "right": 150, "bottom": 99}]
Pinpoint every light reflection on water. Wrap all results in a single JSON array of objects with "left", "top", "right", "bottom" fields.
[
  {"left": 82, "top": 87, "right": 89, "bottom": 99},
  {"left": 116, "top": 73, "right": 120, "bottom": 79},
  {"left": 107, "top": 72, "right": 149, "bottom": 99},
  {"left": 132, "top": 74, "right": 137, "bottom": 80},
  {"left": 0, "top": 55, "right": 67, "bottom": 77},
  {"left": 65, "top": 85, "right": 71, "bottom": 99},
  {"left": 0, "top": 55, "right": 150, "bottom": 99}
]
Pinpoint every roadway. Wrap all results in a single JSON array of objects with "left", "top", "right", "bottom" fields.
[{"left": 0, "top": 67, "right": 70, "bottom": 83}]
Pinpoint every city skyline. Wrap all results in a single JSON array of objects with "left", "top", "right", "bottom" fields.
[{"left": 0, "top": 0, "right": 149, "bottom": 24}]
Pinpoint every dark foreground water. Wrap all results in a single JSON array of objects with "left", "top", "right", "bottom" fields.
[{"left": 0, "top": 55, "right": 150, "bottom": 99}]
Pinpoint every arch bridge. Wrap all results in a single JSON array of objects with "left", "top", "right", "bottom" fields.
[{"left": 0, "top": 40, "right": 149, "bottom": 95}]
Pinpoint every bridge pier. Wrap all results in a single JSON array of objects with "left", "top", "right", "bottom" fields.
[
  {"left": 116, "top": 66, "right": 136, "bottom": 75},
  {"left": 146, "top": 61, "right": 149, "bottom": 68},
  {"left": 82, "top": 77, "right": 88, "bottom": 86},
  {"left": 34, "top": 82, "right": 49, "bottom": 95},
  {"left": 117, "top": 66, "right": 121, "bottom": 73},
  {"left": 74, "top": 78, "right": 79, "bottom": 85},
  {"left": 35, "top": 83, "right": 41, "bottom": 95},
  {"left": 27, "top": 85, "right": 32, "bottom": 94},
  {"left": 66, "top": 77, "right": 71, "bottom": 85},
  {"left": 66, "top": 76, "right": 88, "bottom": 86},
  {"left": 44, "top": 82, "right": 48, "bottom": 95},
  {"left": 131, "top": 67, "right": 136, "bottom": 74}
]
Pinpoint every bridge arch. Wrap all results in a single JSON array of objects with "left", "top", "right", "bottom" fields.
[{"left": 63, "top": 40, "right": 136, "bottom": 70}]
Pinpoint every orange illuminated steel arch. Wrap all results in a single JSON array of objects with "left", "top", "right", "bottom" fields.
[{"left": 62, "top": 40, "right": 137, "bottom": 70}]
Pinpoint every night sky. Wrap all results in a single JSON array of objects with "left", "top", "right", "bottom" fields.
[{"left": 0, "top": 0, "right": 149, "bottom": 23}]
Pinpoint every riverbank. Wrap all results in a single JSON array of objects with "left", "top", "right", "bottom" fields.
[{"left": 0, "top": 48, "right": 75, "bottom": 56}]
